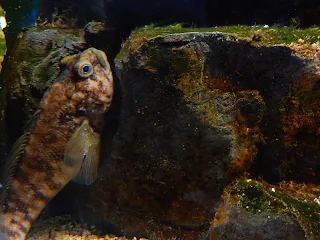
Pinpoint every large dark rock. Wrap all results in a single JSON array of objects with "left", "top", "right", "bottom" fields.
[
  {"left": 61, "top": 27, "right": 319, "bottom": 239},
  {"left": 62, "top": 31, "right": 268, "bottom": 239}
]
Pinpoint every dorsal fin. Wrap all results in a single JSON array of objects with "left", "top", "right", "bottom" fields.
[
  {"left": 0, "top": 109, "right": 40, "bottom": 202},
  {"left": 0, "top": 133, "right": 29, "bottom": 208}
]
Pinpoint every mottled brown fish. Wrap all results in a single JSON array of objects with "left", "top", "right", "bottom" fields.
[{"left": 0, "top": 47, "right": 114, "bottom": 240}]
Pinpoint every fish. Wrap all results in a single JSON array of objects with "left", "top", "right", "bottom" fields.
[{"left": 0, "top": 47, "right": 114, "bottom": 240}]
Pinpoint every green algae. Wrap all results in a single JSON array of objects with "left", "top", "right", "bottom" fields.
[
  {"left": 124, "top": 23, "right": 320, "bottom": 48},
  {"left": 116, "top": 23, "right": 320, "bottom": 74},
  {"left": 229, "top": 179, "right": 320, "bottom": 239},
  {"left": 212, "top": 25, "right": 320, "bottom": 45},
  {"left": 0, "top": 6, "right": 4, "bottom": 17}
]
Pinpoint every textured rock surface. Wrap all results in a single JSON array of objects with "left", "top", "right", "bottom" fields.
[
  {"left": 27, "top": 215, "right": 140, "bottom": 240},
  {"left": 211, "top": 199, "right": 306, "bottom": 240},
  {"left": 62, "top": 31, "right": 269, "bottom": 239},
  {"left": 5, "top": 26, "right": 83, "bottom": 107},
  {"left": 3, "top": 26, "right": 83, "bottom": 144},
  {"left": 61, "top": 28, "right": 319, "bottom": 239},
  {"left": 210, "top": 179, "right": 320, "bottom": 240}
]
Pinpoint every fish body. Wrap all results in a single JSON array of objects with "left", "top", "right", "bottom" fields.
[{"left": 0, "top": 48, "right": 113, "bottom": 240}]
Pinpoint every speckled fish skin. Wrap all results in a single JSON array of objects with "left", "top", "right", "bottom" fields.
[{"left": 0, "top": 48, "right": 113, "bottom": 240}]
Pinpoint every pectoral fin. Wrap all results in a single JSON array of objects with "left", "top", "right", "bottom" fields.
[{"left": 62, "top": 120, "right": 100, "bottom": 185}]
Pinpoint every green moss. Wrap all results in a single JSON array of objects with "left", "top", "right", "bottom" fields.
[
  {"left": 125, "top": 23, "right": 320, "bottom": 47},
  {"left": 229, "top": 179, "right": 320, "bottom": 239},
  {"left": 210, "top": 25, "right": 320, "bottom": 45},
  {"left": 116, "top": 23, "right": 320, "bottom": 73},
  {"left": 0, "top": 5, "right": 4, "bottom": 17}
]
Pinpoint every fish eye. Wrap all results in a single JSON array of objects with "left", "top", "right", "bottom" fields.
[{"left": 78, "top": 62, "right": 93, "bottom": 78}]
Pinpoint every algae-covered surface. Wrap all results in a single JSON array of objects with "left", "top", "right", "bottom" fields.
[
  {"left": 127, "top": 24, "right": 320, "bottom": 45},
  {"left": 228, "top": 179, "right": 320, "bottom": 239},
  {"left": 116, "top": 24, "right": 320, "bottom": 62}
]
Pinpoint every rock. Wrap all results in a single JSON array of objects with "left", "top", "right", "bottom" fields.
[
  {"left": 58, "top": 25, "right": 320, "bottom": 239},
  {"left": 0, "top": 0, "right": 54, "bottom": 51},
  {"left": 210, "top": 179, "right": 320, "bottom": 240},
  {"left": 3, "top": 26, "right": 83, "bottom": 144},
  {"left": 84, "top": 21, "right": 122, "bottom": 60},
  {"left": 6, "top": 26, "right": 83, "bottom": 103},
  {"left": 61, "top": 29, "right": 268, "bottom": 239}
]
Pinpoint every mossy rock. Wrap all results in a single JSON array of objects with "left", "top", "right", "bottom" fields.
[
  {"left": 116, "top": 24, "right": 320, "bottom": 57},
  {"left": 118, "top": 24, "right": 319, "bottom": 183},
  {"left": 57, "top": 25, "right": 320, "bottom": 239},
  {"left": 3, "top": 26, "right": 83, "bottom": 144},
  {"left": 5, "top": 26, "right": 83, "bottom": 106},
  {"left": 58, "top": 28, "right": 269, "bottom": 240},
  {"left": 210, "top": 179, "right": 320, "bottom": 239}
]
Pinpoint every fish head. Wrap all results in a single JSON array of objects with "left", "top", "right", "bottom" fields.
[{"left": 61, "top": 47, "right": 114, "bottom": 116}]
